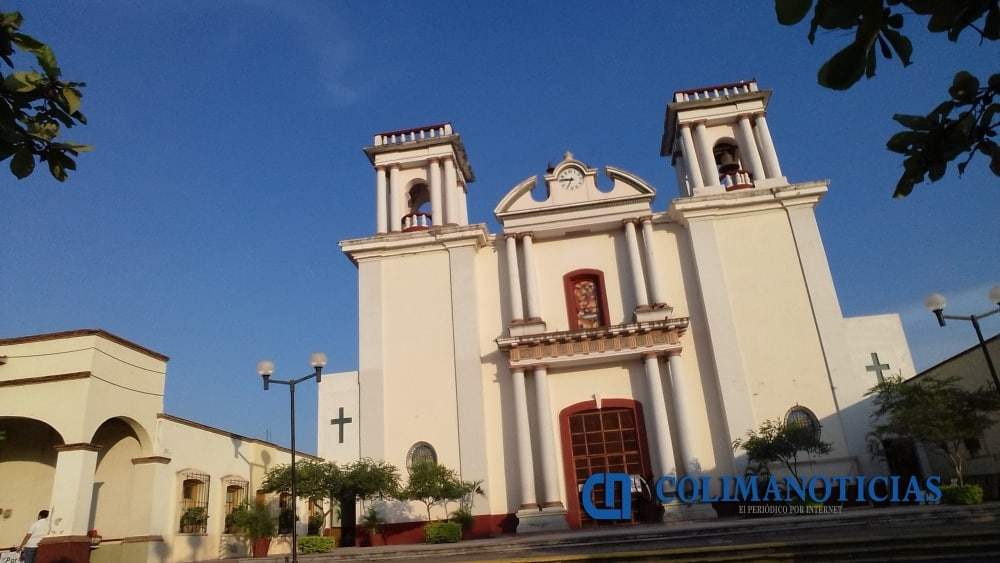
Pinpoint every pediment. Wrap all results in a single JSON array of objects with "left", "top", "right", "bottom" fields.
[{"left": 494, "top": 153, "right": 656, "bottom": 233}]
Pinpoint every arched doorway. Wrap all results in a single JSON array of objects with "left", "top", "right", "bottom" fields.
[
  {"left": 558, "top": 399, "right": 653, "bottom": 528},
  {"left": 0, "top": 417, "right": 64, "bottom": 548},
  {"left": 90, "top": 417, "right": 144, "bottom": 539}
]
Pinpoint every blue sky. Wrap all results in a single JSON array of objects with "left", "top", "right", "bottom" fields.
[{"left": 2, "top": 2, "right": 997, "bottom": 454}]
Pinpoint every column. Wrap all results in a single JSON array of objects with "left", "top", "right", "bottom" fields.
[
  {"left": 375, "top": 166, "right": 388, "bottom": 234},
  {"left": 505, "top": 235, "right": 525, "bottom": 321},
  {"left": 679, "top": 124, "right": 704, "bottom": 191},
  {"left": 693, "top": 122, "right": 720, "bottom": 189},
  {"left": 457, "top": 185, "right": 469, "bottom": 226},
  {"left": 388, "top": 165, "right": 402, "bottom": 232},
  {"left": 640, "top": 218, "right": 666, "bottom": 306},
  {"left": 735, "top": 116, "right": 766, "bottom": 183},
  {"left": 443, "top": 157, "right": 459, "bottom": 225},
  {"left": 48, "top": 444, "right": 99, "bottom": 536},
  {"left": 428, "top": 158, "right": 443, "bottom": 227},
  {"left": 643, "top": 354, "right": 677, "bottom": 477},
  {"left": 623, "top": 220, "right": 650, "bottom": 309},
  {"left": 511, "top": 368, "right": 538, "bottom": 509},
  {"left": 532, "top": 367, "right": 562, "bottom": 508},
  {"left": 667, "top": 352, "right": 697, "bottom": 475},
  {"left": 521, "top": 234, "right": 542, "bottom": 320},
  {"left": 754, "top": 114, "right": 783, "bottom": 179}
]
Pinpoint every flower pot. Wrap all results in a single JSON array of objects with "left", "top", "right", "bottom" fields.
[{"left": 252, "top": 537, "right": 271, "bottom": 557}]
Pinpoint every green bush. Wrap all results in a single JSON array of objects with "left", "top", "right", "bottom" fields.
[
  {"left": 228, "top": 503, "right": 277, "bottom": 541},
  {"left": 940, "top": 484, "right": 983, "bottom": 505},
  {"left": 449, "top": 507, "right": 473, "bottom": 530},
  {"left": 297, "top": 535, "right": 335, "bottom": 553},
  {"left": 424, "top": 521, "right": 462, "bottom": 544}
]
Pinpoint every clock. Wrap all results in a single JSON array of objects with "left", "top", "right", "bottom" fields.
[{"left": 557, "top": 167, "right": 584, "bottom": 191}]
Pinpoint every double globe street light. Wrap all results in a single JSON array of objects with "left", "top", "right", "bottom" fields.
[
  {"left": 256, "top": 352, "right": 327, "bottom": 563},
  {"left": 924, "top": 286, "right": 1000, "bottom": 397}
]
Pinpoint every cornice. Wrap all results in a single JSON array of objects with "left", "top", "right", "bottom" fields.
[
  {"left": 340, "top": 224, "right": 491, "bottom": 264},
  {"left": 667, "top": 180, "right": 829, "bottom": 224}
]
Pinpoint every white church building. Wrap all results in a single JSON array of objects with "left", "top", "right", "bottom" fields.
[
  {"left": 317, "top": 79, "right": 916, "bottom": 534},
  {"left": 0, "top": 79, "right": 918, "bottom": 562}
]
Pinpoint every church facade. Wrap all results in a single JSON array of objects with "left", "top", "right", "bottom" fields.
[{"left": 318, "top": 80, "right": 916, "bottom": 533}]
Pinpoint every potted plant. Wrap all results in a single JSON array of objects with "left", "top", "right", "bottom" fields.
[
  {"left": 228, "top": 503, "right": 277, "bottom": 557},
  {"left": 179, "top": 507, "right": 208, "bottom": 533}
]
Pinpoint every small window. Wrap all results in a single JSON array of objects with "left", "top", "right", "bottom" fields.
[
  {"left": 564, "top": 269, "right": 610, "bottom": 330},
  {"left": 406, "top": 441, "right": 438, "bottom": 472},
  {"left": 178, "top": 472, "right": 210, "bottom": 534},
  {"left": 223, "top": 478, "right": 249, "bottom": 533},
  {"left": 785, "top": 406, "right": 821, "bottom": 439}
]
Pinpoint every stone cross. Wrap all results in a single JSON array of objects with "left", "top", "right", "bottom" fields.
[
  {"left": 330, "top": 407, "right": 353, "bottom": 444},
  {"left": 866, "top": 352, "right": 891, "bottom": 384}
]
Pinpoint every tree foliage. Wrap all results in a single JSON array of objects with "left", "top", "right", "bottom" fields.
[
  {"left": 261, "top": 458, "right": 400, "bottom": 515},
  {"left": 773, "top": 1, "right": 998, "bottom": 196},
  {"left": 867, "top": 374, "right": 1000, "bottom": 485},
  {"left": 397, "top": 461, "right": 483, "bottom": 522},
  {"left": 1, "top": 10, "right": 91, "bottom": 181},
  {"left": 732, "top": 417, "right": 833, "bottom": 480}
]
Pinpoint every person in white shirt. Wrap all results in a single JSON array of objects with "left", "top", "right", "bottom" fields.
[{"left": 16, "top": 510, "right": 49, "bottom": 563}]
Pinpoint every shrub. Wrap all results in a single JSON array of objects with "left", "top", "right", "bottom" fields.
[
  {"left": 297, "top": 535, "right": 335, "bottom": 554},
  {"left": 424, "top": 521, "right": 462, "bottom": 544},
  {"left": 228, "top": 503, "right": 277, "bottom": 541},
  {"left": 449, "top": 507, "right": 473, "bottom": 530},
  {"left": 940, "top": 484, "right": 983, "bottom": 505}
]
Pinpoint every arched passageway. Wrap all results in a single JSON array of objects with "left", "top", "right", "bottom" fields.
[{"left": 0, "top": 417, "right": 64, "bottom": 548}]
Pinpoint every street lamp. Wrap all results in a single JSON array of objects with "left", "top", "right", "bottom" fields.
[
  {"left": 256, "top": 352, "right": 327, "bottom": 562},
  {"left": 924, "top": 286, "right": 1000, "bottom": 397}
]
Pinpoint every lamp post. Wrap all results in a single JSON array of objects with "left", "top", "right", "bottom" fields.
[
  {"left": 256, "top": 352, "right": 327, "bottom": 563},
  {"left": 924, "top": 286, "right": 1000, "bottom": 397}
]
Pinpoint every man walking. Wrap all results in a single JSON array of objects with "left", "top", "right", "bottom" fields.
[{"left": 16, "top": 510, "right": 49, "bottom": 563}]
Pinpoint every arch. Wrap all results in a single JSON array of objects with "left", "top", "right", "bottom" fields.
[
  {"left": 558, "top": 399, "right": 652, "bottom": 529},
  {"left": 406, "top": 441, "right": 438, "bottom": 473},
  {"left": 0, "top": 417, "right": 63, "bottom": 548},
  {"left": 784, "top": 405, "right": 821, "bottom": 439},
  {"left": 712, "top": 138, "right": 753, "bottom": 190},
  {"left": 406, "top": 183, "right": 430, "bottom": 213},
  {"left": 563, "top": 269, "right": 611, "bottom": 330},
  {"left": 89, "top": 415, "right": 152, "bottom": 456},
  {"left": 91, "top": 418, "right": 144, "bottom": 538}
]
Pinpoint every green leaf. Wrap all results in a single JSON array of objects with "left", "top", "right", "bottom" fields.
[
  {"left": 886, "top": 130, "right": 927, "bottom": 154},
  {"left": 10, "top": 145, "right": 34, "bottom": 178},
  {"left": 2, "top": 70, "right": 43, "bottom": 92},
  {"left": 775, "top": 0, "right": 814, "bottom": 25},
  {"left": 881, "top": 28, "right": 913, "bottom": 66},
  {"left": 818, "top": 39, "right": 869, "bottom": 90},
  {"left": 62, "top": 87, "right": 80, "bottom": 114}
]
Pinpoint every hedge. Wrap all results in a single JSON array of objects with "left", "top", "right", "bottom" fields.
[
  {"left": 940, "top": 484, "right": 983, "bottom": 505},
  {"left": 424, "top": 521, "right": 462, "bottom": 543},
  {"left": 298, "top": 535, "right": 336, "bottom": 554}
]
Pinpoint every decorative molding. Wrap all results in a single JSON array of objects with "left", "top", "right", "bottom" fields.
[
  {"left": 54, "top": 442, "right": 101, "bottom": 453},
  {"left": 132, "top": 456, "right": 171, "bottom": 465},
  {"left": 0, "top": 371, "right": 91, "bottom": 388},
  {"left": 0, "top": 329, "right": 169, "bottom": 361},
  {"left": 121, "top": 535, "right": 165, "bottom": 544}
]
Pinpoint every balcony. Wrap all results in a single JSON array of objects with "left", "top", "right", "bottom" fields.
[
  {"left": 496, "top": 317, "right": 688, "bottom": 369},
  {"left": 720, "top": 168, "right": 754, "bottom": 191}
]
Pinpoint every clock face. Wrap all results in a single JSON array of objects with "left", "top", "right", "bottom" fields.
[{"left": 557, "top": 167, "right": 584, "bottom": 190}]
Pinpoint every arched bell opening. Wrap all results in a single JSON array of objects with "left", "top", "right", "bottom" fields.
[
  {"left": 403, "top": 182, "right": 432, "bottom": 231},
  {"left": 713, "top": 140, "right": 753, "bottom": 191}
]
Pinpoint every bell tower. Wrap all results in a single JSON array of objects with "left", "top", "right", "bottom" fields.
[
  {"left": 363, "top": 123, "right": 475, "bottom": 234},
  {"left": 660, "top": 79, "right": 787, "bottom": 197}
]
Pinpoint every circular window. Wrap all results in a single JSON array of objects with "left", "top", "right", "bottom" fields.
[
  {"left": 406, "top": 441, "right": 437, "bottom": 472},
  {"left": 785, "top": 406, "right": 821, "bottom": 438}
]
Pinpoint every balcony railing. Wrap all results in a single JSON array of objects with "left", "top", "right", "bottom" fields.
[
  {"left": 720, "top": 169, "right": 754, "bottom": 191},
  {"left": 674, "top": 79, "right": 758, "bottom": 103},
  {"left": 373, "top": 123, "right": 453, "bottom": 147},
  {"left": 497, "top": 317, "right": 688, "bottom": 369},
  {"left": 401, "top": 212, "right": 432, "bottom": 232}
]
